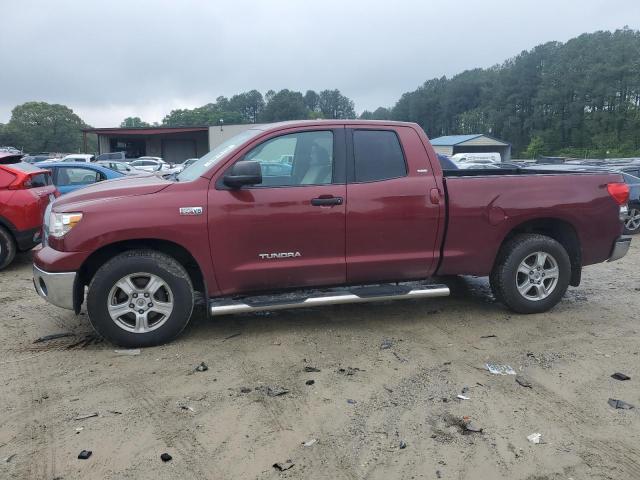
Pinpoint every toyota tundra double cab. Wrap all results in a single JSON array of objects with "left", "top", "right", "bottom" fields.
[{"left": 32, "top": 121, "right": 631, "bottom": 347}]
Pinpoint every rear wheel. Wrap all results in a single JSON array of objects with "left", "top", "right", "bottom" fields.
[
  {"left": 0, "top": 226, "right": 16, "bottom": 270},
  {"left": 87, "top": 250, "right": 194, "bottom": 347},
  {"left": 624, "top": 208, "right": 640, "bottom": 235},
  {"left": 490, "top": 234, "right": 571, "bottom": 314}
]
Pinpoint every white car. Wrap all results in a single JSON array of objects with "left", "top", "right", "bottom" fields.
[
  {"left": 451, "top": 152, "right": 501, "bottom": 164},
  {"left": 61, "top": 154, "right": 95, "bottom": 163},
  {"left": 129, "top": 158, "right": 171, "bottom": 172}
]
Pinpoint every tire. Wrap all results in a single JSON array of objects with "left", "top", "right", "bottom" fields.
[
  {"left": 87, "top": 250, "right": 194, "bottom": 347},
  {"left": 623, "top": 207, "right": 640, "bottom": 235},
  {"left": 490, "top": 234, "right": 571, "bottom": 314},
  {"left": 0, "top": 226, "right": 17, "bottom": 271}
]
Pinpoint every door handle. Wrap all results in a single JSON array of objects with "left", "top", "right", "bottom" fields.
[{"left": 311, "top": 196, "right": 343, "bottom": 206}]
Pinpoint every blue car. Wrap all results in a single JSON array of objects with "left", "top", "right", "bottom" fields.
[{"left": 42, "top": 162, "right": 126, "bottom": 195}]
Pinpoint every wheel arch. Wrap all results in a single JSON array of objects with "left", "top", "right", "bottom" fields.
[
  {"left": 76, "top": 239, "right": 206, "bottom": 313},
  {"left": 496, "top": 217, "right": 582, "bottom": 287}
]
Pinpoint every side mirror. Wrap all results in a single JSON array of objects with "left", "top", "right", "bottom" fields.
[{"left": 224, "top": 160, "right": 262, "bottom": 188}]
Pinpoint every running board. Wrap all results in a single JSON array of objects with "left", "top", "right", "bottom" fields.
[{"left": 209, "top": 283, "right": 450, "bottom": 316}]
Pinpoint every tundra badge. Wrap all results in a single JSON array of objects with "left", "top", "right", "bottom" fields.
[
  {"left": 179, "top": 207, "right": 203, "bottom": 216},
  {"left": 259, "top": 252, "right": 302, "bottom": 259}
]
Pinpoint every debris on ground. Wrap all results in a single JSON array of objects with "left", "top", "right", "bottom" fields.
[
  {"left": 240, "top": 387, "right": 252, "bottom": 394},
  {"left": 347, "top": 399, "right": 357, "bottom": 404},
  {"left": 176, "top": 402, "right": 195, "bottom": 412},
  {"left": 527, "top": 433, "right": 543, "bottom": 444},
  {"left": 273, "top": 460, "right": 294, "bottom": 471},
  {"left": 436, "top": 470, "right": 442, "bottom": 479},
  {"left": 74, "top": 413, "right": 99, "bottom": 420},
  {"left": 305, "top": 379, "right": 315, "bottom": 385},
  {"left": 456, "top": 394, "right": 470, "bottom": 400},
  {"left": 160, "top": 453, "right": 172, "bottom": 462},
  {"left": 33, "top": 332, "right": 75, "bottom": 343},
  {"left": 223, "top": 332, "right": 241, "bottom": 341},
  {"left": 486, "top": 363, "right": 516, "bottom": 375},
  {"left": 393, "top": 351, "right": 408, "bottom": 362},
  {"left": 3, "top": 453, "right": 16, "bottom": 463},
  {"left": 399, "top": 440, "right": 407, "bottom": 449},
  {"left": 256, "top": 385, "right": 289, "bottom": 397},
  {"left": 480, "top": 334, "right": 497, "bottom": 339},
  {"left": 380, "top": 339, "right": 393, "bottom": 349},
  {"left": 75, "top": 427, "right": 83, "bottom": 434},
  {"left": 383, "top": 385, "right": 393, "bottom": 393},
  {"left": 304, "top": 366, "right": 321, "bottom": 372},
  {"left": 611, "top": 372, "right": 631, "bottom": 381},
  {"left": 337, "top": 367, "right": 361, "bottom": 375},
  {"left": 461, "top": 417, "right": 483, "bottom": 433},
  {"left": 608, "top": 398, "right": 635, "bottom": 409},
  {"left": 195, "top": 362, "right": 208, "bottom": 372},
  {"left": 77, "top": 450, "right": 92, "bottom": 460},
  {"left": 516, "top": 376, "right": 532, "bottom": 388},
  {"left": 107, "top": 410, "right": 122, "bottom": 415},
  {"left": 302, "top": 439, "right": 317, "bottom": 447},
  {"left": 113, "top": 349, "right": 141, "bottom": 356}
]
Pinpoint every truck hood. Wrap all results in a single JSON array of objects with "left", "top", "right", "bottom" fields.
[{"left": 53, "top": 174, "right": 172, "bottom": 211}]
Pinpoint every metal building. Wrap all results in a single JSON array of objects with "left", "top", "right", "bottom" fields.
[
  {"left": 82, "top": 124, "right": 261, "bottom": 164},
  {"left": 430, "top": 134, "right": 511, "bottom": 161}
]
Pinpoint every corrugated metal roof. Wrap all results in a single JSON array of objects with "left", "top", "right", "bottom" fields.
[{"left": 429, "top": 134, "right": 483, "bottom": 146}]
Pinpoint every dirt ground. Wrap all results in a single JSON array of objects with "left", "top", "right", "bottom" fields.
[{"left": 1, "top": 245, "right": 639, "bottom": 480}]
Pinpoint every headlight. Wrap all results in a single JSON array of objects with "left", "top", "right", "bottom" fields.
[{"left": 49, "top": 212, "right": 83, "bottom": 238}]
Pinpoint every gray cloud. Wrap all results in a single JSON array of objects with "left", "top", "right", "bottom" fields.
[{"left": 1, "top": 0, "right": 638, "bottom": 126}]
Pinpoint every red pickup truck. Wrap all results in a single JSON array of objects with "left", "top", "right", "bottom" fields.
[{"left": 32, "top": 121, "right": 631, "bottom": 347}]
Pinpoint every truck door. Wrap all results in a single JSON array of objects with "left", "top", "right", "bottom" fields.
[
  {"left": 208, "top": 128, "right": 347, "bottom": 295},
  {"left": 345, "top": 126, "right": 441, "bottom": 283}
]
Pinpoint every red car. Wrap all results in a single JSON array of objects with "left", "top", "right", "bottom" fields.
[
  {"left": 32, "top": 121, "right": 630, "bottom": 347},
  {"left": 0, "top": 152, "right": 58, "bottom": 269}
]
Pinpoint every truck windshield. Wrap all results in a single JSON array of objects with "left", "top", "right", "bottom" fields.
[{"left": 177, "top": 128, "right": 263, "bottom": 182}]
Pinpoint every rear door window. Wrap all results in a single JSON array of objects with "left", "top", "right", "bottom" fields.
[
  {"left": 352, "top": 130, "right": 407, "bottom": 182},
  {"left": 56, "top": 167, "right": 101, "bottom": 186}
]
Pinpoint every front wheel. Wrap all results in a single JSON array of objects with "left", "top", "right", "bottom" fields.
[
  {"left": 87, "top": 250, "right": 194, "bottom": 347},
  {"left": 0, "top": 226, "right": 16, "bottom": 271},
  {"left": 490, "top": 234, "right": 571, "bottom": 314}
]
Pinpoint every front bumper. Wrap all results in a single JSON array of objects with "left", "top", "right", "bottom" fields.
[
  {"left": 32, "top": 264, "right": 76, "bottom": 310},
  {"left": 608, "top": 236, "right": 632, "bottom": 262}
]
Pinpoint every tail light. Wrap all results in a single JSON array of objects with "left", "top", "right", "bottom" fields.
[
  {"left": 607, "top": 183, "right": 629, "bottom": 206},
  {"left": 8, "top": 171, "right": 51, "bottom": 190}
]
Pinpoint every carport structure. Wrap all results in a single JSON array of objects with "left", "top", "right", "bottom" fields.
[
  {"left": 82, "top": 126, "right": 210, "bottom": 164},
  {"left": 430, "top": 134, "right": 511, "bottom": 161}
]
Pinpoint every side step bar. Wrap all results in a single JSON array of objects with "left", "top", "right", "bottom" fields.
[{"left": 210, "top": 283, "right": 450, "bottom": 316}]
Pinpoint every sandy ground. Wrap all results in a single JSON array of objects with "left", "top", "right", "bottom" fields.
[{"left": 1, "top": 245, "right": 639, "bottom": 480}]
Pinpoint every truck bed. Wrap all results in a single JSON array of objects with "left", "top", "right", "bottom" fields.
[{"left": 438, "top": 168, "right": 624, "bottom": 277}]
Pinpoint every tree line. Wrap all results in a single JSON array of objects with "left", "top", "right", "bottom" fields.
[
  {"left": 2, "top": 28, "right": 639, "bottom": 157},
  {"left": 122, "top": 88, "right": 356, "bottom": 128},
  {"left": 362, "top": 28, "right": 640, "bottom": 158}
]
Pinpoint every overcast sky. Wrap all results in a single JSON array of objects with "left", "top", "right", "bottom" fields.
[{"left": 1, "top": 0, "right": 638, "bottom": 126}]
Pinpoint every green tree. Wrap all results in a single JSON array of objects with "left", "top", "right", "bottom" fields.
[
  {"left": 120, "top": 116, "right": 150, "bottom": 128},
  {"left": 3, "top": 101, "right": 88, "bottom": 152},
  {"left": 304, "top": 90, "right": 320, "bottom": 113},
  {"left": 260, "top": 89, "right": 309, "bottom": 122},
  {"left": 522, "top": 136, "right": 547, "bottom": 159},
  {"left": 359, "top": 107, "right": 391, "bottom": 120},
  {"left": 318, "top": 89, "right": 356, "bottom": 119}
]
